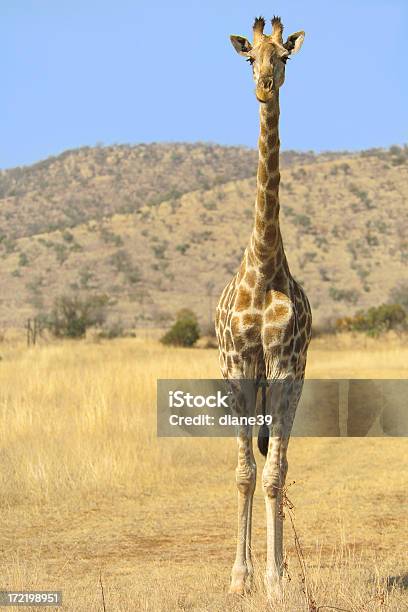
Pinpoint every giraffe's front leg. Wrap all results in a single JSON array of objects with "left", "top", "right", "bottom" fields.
[
  {"left": 262, "top": 435, "right": 287, "bottom": 600},
  {"left": 245, "top": 480, "right": 255, "bottom": 589},
  {"left": 230, "top": 427, "right": 256, "bottom": 595}
]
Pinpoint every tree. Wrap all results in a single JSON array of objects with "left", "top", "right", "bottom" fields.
[
  {"left": 44, "top": 294, "right": 109, "bottom": 338},
  {"left": 160, "top": 309, "right": 200, "bottom": 347}
]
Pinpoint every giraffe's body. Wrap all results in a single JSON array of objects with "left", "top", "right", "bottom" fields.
[{"left": 215, "top": 16, "right": 312, "bottom": 598}]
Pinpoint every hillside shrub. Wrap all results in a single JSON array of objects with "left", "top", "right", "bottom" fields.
[
  {"left": 336, "top": 303, "right": 407, "bottom": 337},
  {"left": 176, "top": 243, "right": 190, "bottom": 255},
  {"left": 125, "top": 269, "right": 141, "bottom": 285},
  {"left": 293, "top": 213, "right": 311, "bottom": 228},
  {"left": 390, "top": 283, "right": 408, "bottom": 311},
  {"left": 98, "top": 319, "right": 126, "bottom": 339},
  {"left": 18, "top": 252, "right": 29, "bottom": 267},
  {"left": 79, "top": 267, "right": 96, "bottom": 289},
  {"left": 152, "top": 242, "right": 167, "bottom": 258},
  {"left": 109, "top": 249, "right": 132, "bottom": 272},
  {"left": 54, "top": 243, "right": 69, "bottom": 265},
  {"left": 329, "top": 287, "right": 359, "bottom": 304},
  {"left": 161, "top": 309, "right": 200, "bottom": 347},
  {"left": 62, "top": 230, "right": 74, "bottom": 243},
  {"left": 100, "top": 228, "right": 123, "bottom": 247}
]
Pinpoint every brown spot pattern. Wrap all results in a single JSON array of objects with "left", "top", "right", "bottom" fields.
[
  {"left": 231, "top": 316, "right": 240, "bottom": 337},
  {"left": 235, "top": 287, "right": 252, "bottom": 311},
  {"left": 263, "top": 326, "right": 281, "bottom": 345},
  {"left": 242, "top": 313, "right": 262, "bottom": 327},
  {"left": 274, "top": 304, "right": 290, "bottom": 319},
  {"left": 258, "top": 161, "right": 267, "bottom": 185},
  {"left": 245, "top": 270, "right": 256, "bottom": 288}
]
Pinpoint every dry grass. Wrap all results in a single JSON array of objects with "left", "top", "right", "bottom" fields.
[
  {"left": 0, "top": 336, "right": 407, "bottom": 611},
  {"left": 307, "top": 332, "right": 408, "bottom": 379}
]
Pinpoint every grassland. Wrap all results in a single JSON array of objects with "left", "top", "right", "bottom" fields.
[{"left": 0, "top": 335, "right": 407, "bottom": 611}]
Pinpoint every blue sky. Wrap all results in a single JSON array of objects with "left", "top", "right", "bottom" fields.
[{"left": 1, "top": 0, "right": 407, "bottom": 168}]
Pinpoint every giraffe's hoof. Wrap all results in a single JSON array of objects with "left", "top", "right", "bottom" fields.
[
  {"left": 229, "top": 574, "right": 255, "bottom": 596},
  {"left": 264, "top": 575, "right": 284, "bottom": 601},
  {"left": 228, "top": 583, "right": 246, "bottom": 596},
  {"left": 229, "top": 565, "right": 248, "bottom": 596}
]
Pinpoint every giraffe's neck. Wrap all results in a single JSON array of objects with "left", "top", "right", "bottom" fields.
[{"left": 248, "top": 92, "right": 288, "bottom": 277}]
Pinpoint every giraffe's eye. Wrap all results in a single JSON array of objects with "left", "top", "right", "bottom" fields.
[
  {"left": 281, "top": 55, "right": 290, "bottom": 65},
  {"left": 246, "top": 57, "right": 255, "bottom": 66}
]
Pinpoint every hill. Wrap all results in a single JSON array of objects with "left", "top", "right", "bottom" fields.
[
  {"left": 0, "top": 143, "right": 318, "bottom": 240},
  {"left": 0, "top": 143, "right": 407, "bottom": 329}
]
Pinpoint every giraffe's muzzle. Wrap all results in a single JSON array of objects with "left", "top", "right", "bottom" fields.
[
  {"left": 256, "top": 77, "right": 275, "bottom": 103},
  {"left": 259, "top": 76, "right": 274, "bottom": 91}
]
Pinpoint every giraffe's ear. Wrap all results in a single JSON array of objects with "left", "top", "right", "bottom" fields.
[
  {"left": 283, "top": 31, "right": 305, "bottom": 55},
  {"left": 230, "top": 35, "right": 252, "bottom": 56}
]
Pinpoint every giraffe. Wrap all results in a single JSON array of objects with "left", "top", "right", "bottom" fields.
[{"left": 215, "top": 16, "right": 312, "bottom": 598}]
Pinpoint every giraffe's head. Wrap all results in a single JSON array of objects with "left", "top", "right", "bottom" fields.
[{"left": 230, "top": 16, "right": 305, "bottom": 103}]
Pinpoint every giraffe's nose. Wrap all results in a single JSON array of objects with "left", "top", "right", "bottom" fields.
[{"left": 259, "top": 77, "right": 273, "bottom": 92}]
